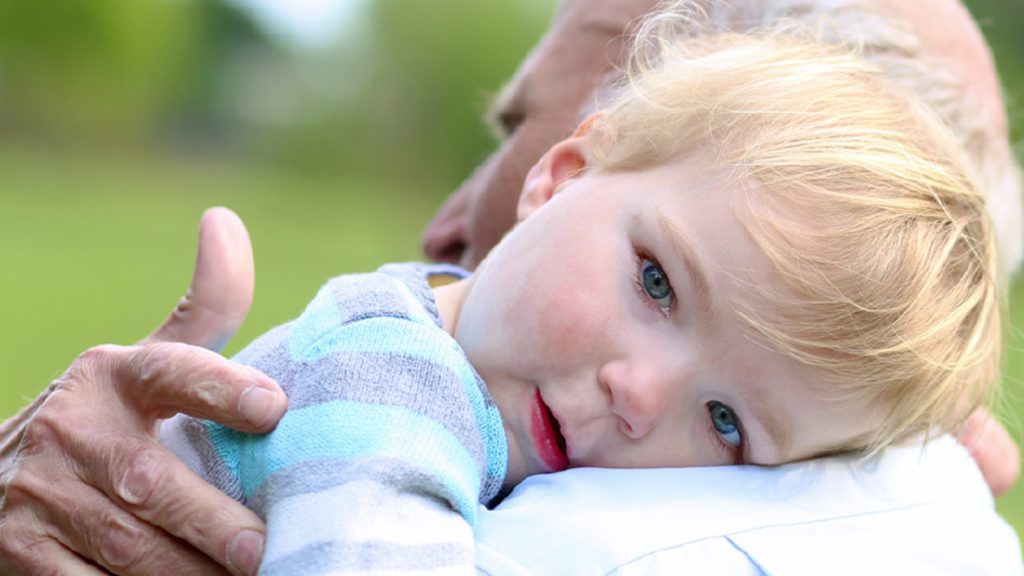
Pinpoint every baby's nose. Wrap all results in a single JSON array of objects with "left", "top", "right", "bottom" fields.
[{"left": 600, "top": 360, "right": 670, "bottom": 440}]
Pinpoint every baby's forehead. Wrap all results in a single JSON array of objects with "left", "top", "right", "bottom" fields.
[
  {"left": 603, "top": 150, "right": 832, "bottom": 273},
  {"left": 648, "top": 154, "right": 819, "bottom": 239},
  {"left": 633, "top": 159, "right": 807, "bottom": 297}
]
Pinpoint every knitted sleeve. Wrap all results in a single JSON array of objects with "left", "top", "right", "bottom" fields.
[{"left": 161, "top": 269, "right": 507, "bottom": 575}]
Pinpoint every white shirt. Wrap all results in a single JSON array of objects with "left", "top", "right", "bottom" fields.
[{"left": 475, "top": 435, "right": 1022, "bottom": 575}]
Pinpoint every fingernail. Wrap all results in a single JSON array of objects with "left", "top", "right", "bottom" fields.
[
  {"left": 228, "top": 529, "right": 264, "bottom": 576},
  {"left": 239, "top": 386, "right": 277, "bottom": 427}
]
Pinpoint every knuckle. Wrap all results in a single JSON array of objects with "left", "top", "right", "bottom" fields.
[
  {"left": 79, "top": 343, "right": 121, "bottom": 362},
  {"left": 1, "top": 466, "right": 71, "bottom": 556},
  {"left": 130, "top": 341, "right": 193, "bottom": 389},
  {"left": 94, "top": 514, "right": 148, "bottom": 571},
  {"left": 1, "top": 424, "right": 65, "bottom": 516},
  {"left": 115, "top": 445, "right": 171, "bottom": 507},
  {"left": 131, "top": 344, "right": 171, "bottom": 388},
  {"left": 70, "top": 344, "right": 121, "bottom": 379},
  {"left": 17, "top": 393, "right": 83, "bottom": 460},
  {"left": 0, "top": 511, "right": 54, "bottom": 575},
  {"left": 53, "top": 344, "right": 125, "bottom": 400},
  {"left": 129, "top": 342, "right": 211, "bottom": 416},
  {"left": 2, "top": 463, "right": 47, "bottom": 508},
  {"left": 190, "top": 502, "right": 242, "bottom": 543},
  {"left": 131, "top": 342, "right": 242, "bottom": 418},
  {"left": 0, "top": 539, "right": 36, "bottom": 573},
  {"left": 0, "top": 514, "right": 25, "bottom": 554},
  {"left": 17, "top": 410, "right": 60, "bottom": 455}
]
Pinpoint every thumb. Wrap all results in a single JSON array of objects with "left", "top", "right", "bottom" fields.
[{"left": 144, "top": 207, "right": 255, "bottom": 351}]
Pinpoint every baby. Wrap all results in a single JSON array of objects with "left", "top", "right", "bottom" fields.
[{"left": 162, "top": 12, "right": 1001, "bottom": 576}]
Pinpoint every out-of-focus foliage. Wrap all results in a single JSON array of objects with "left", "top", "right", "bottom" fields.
[
  {"left": 348, "top": 0, "right": 555, "bottom": 183},
  {"left": 0, "top": 0, "right": 269, "bottom": 147},
  {"left": 0, "top": 1, "right": 1018, "bottom": 184},
  {"left": 239, "top": 0, "right": 556, "bottom": 188},
  {"left": 0, "top": 0, "right": 555, "bottom": 193},
  {"left": 964, "top": 0, "right": 1024, "bottom": 144}
]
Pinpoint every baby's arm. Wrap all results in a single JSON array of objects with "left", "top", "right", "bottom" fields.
[
  {"left": 163, "top": 390, "right": 480, "bottom": 575},
  {"left": 163, "top": 273, "right": 505, "bottom": 574}
]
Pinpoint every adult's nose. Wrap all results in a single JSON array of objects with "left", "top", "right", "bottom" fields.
[
  {"left": 421, "top": 171, "right": 475, "bottom": 263},
  {"left": 599, "top": 359, "right": 671, "bottom": 440}
]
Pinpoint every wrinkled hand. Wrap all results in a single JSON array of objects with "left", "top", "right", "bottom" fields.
[
  {"left": 0, "top": 208, "right": 287, "bottom": 575},
  {"left": 957, "top": 406, "right": 1021, "bottom": 498}
]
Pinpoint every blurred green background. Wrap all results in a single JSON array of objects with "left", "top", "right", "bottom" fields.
[{"left": 0, "top": 0, "right": 1021, "bottom": 553}]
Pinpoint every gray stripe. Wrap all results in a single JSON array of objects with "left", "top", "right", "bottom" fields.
[
  {"left": 248, "top": 456, "right": 457, "bottom": 518},
  {"left": 239, "top": 340, "right": 491, "bottom": 482},
  {"left": 225, "top": 264, "right": 505, "bottom": 508},
  {"left": 180, "top": 417, "right": 244, "bottom": 501},
  {"left": 281, "top": 269, "right": 443, "bottom": 334}
]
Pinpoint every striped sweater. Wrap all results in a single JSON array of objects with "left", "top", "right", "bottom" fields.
[{"left": 161, "top": 263, "right": 508, "bottom": 575}]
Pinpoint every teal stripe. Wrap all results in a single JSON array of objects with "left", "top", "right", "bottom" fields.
[
  {"left": 288, "top": 314, "right": 508, "bottom": 483},
  {"left": 207, "top": 401, "right": 482, "bottom": 523},
  {"left": 483, "top": 404, "right": 508, "bottom": 481},
  {"left": 289, "top": 315, "right": 446, "bottom": 362},
  {"left": 287, "top": 284, "right": 344, "bottom": 362}
]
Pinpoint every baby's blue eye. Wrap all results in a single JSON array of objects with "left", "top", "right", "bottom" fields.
[
  {"left": 708, "top": 401, "right": 742, "bottom": 448},
  {"left": 640, "top": 258, "right": 674, "bottom": 311}
]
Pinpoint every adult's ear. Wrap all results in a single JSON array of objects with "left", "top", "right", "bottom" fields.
[{"left": 516, "top": 113, "right": 601, "bottom": 222}]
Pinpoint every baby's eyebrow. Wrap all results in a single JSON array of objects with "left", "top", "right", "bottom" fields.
[{"left": 655, "top": 211, "right": 713, "bottom": 315}]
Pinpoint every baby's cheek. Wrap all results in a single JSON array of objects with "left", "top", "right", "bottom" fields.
[{"left": 529, "top": 274, "right": 611, "bottom": 356}]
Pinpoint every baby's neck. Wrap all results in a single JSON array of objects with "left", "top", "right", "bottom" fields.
[{"left": 432, "top": 277, "right": 472, "bottom": 336}]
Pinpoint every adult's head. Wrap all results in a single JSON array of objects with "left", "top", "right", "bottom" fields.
[
  {"left": 421, "top": 0, "right": 659, "bottom": 267},
  {"left": 422, "top": 0, "right": 1021, "bottom": 278}
]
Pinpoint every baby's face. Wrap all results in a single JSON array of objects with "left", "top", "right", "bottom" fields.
[{"left": 451, "top": 149, "right": 879, "bottom": 488}]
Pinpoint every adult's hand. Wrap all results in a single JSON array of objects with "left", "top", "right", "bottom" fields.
[
  {"left": 0, "top": 208, "right": 287, "bottom": 575},
  {"left": 957, "top": 406, "right": 1021, "bottom": 498}
]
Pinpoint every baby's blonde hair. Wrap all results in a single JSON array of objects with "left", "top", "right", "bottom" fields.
[{"left": 586, "top": 9, "right": 1002, "bottom": 456}]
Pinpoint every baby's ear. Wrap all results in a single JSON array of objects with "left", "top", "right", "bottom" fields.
[{"left": 516, "top": 115, "right": 599, "bottom": 222}]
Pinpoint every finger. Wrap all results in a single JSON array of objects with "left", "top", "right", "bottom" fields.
[
  {"left": 68, "top": 490, "right": 230, "bottom": 576},
  {"left": 0, "top": 530, "right": 109, "bottom": 576},
  {"left": 8, "top": 459, "right": 227, "bottom": 576},
  {"left": 145, "top": 207, "right": 255, "bottom": 351},
  {"left": 0, "top": 445, "right": 128, "bottom": 575},
  {"left": 81, "top": 438, "right": 264, "bottom": 576},
  {"left": 12, "top": 348, "right": 266, "bottom": 575},
  {"left": 105, "top": 342, "right": 285, "bottom": 431}
]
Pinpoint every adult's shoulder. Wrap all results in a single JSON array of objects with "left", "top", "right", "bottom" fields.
[{"left": 475, "top": 435, "right": 1022, "bottom": 575}]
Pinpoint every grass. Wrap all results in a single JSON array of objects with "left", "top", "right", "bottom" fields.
[
  {"left": 0, "top": 146, "right": 1021, "bottom": 553},
  {"left": 999, "top": 275, "right": 1024, "bottom": 551},
  {"left": 0, "top": 146, "right": 441, "bottom": 407}
]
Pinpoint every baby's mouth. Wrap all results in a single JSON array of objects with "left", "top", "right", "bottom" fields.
[{"left": 533, "top": 390, "right": 569, "bottom": 472}]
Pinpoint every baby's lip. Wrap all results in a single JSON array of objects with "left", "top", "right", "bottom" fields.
[{"left": 531, "top": 389, "right": 569, "bottom": 472}]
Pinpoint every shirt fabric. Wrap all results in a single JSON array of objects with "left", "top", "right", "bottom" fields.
[
  {"left": 475, "top": 434, "right": 1023, "bottom": 575},
  {"left": 162, "top": 262, "right": 507, "bottom": 575}
]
